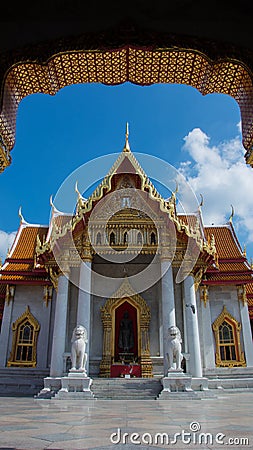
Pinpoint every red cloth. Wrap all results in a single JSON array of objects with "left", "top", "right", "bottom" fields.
[{"left": 110, "top": 364, "right": 141, "bottom": 377}]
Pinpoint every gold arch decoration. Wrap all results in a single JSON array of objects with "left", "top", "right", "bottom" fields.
[
  {"left": 1, "top": 28, "right": 253, "bottom": 171},
  {"left": 7, "top": 305, "right": 40, "bottom": 367},
  {"left": 212, "top": 305, "right": 246, "bottom": 367},
  {"left": 100, "top": 277, "right": 153, "bottom": 377}
]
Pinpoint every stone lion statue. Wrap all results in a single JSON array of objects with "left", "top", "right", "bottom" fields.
[
  {"left": 167, "top": 325, "right": 183, "bottom": 371},
  {"left": 70, "top": 325, "right": 88, "bottom": 373}
]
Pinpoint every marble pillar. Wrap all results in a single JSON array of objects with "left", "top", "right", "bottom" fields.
[
  {"left": 199, "top": 288, "right": 215, "bottom": 370},
  {"left": 50, "top": 274, "right": 69, "bottom": 377},
  {"left": 184, "top": 275, "right": 202, "bottom": 377},
  {"left": 239, "top": 299, "right": 253, "bottom": 366},
  {"left": 0, "top": 296, "right": 14, "bottom": 367},
  {"left": 77, "top": 261, "right": 92, "bottom": 374},
  {"left": 161, "top": 261, "right": 176, "bottom": 375}
]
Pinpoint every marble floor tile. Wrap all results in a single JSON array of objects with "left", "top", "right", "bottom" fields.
[{"left": 0, "top": 392, "right": 252, "bottom": 449}]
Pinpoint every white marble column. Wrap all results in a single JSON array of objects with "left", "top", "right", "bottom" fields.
[
  {"left": 161, "top": 260, "right": 176, "bottom": 375},
  {"left": 199, "top": 287, "right": 215, "bottom": 369},
  {"left": 50, "top": 274, "right": 69, "bottom": 377},
  {"left": 184, "top": 275, "right": 202, "bottom": 377},
  {"left": 77, "top": 261, "right": 92, "bottom": 374},
  {"left": 239, "top": 298, "right": 253, "bottom": 366},
  {"left": 0, "top": 295, "right": 14, "bottom": 367}
]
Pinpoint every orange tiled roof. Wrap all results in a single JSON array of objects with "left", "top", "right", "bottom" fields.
[
  {"left": 217, "top": 262, "right": 249, "bottom": 272},
  {"left": 246, "top": 283, "right": 253, "bottom": 296},
  {"left": 204, "top": 224, "right": 253, "bottom": 286},
  {"left": 205, "top": 225, "right": 242, "bottom": 259},
  {"left": 3, "top": 263, "right": 32, "bottom": 272},
  {"left": 206, "top": 273, "right": 252, "bottom": 282},
  {"left": 0, "top": 284, "right": 6, "bottom": 298},
  {"left": 0, "top": 223, "right": 49, "bottom": 285},
  {"left": 0, "top": 274, "right": 46, "bottom": 281},
  {"left": 9, "top": 225, "right": 48, "bottom": 260}
]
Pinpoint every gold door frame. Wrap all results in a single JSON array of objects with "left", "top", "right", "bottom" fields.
[
  {"left": 112, "top": 297, "right": 140, "bottom": 363},
  {"left": 100, "top": 277, "right": 153, "bottom": 377}
]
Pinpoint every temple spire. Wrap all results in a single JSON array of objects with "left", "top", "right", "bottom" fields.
[
  {"left": 18, "top": 206, "right": 28, "bottom": 225},
  {"left": 123, "top": 122, "right": 131, "bottom": 152},
  {"left": 229, "top": 204, "right": 234, "bottom": 223},
  {"left": 198, "top": 193, "right": 204, "bottom": 211}
]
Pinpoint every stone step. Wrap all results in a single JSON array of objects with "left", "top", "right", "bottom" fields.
[
  {"left": 0, "top": 368, "right": 50, "bottom": 396},
  {"left": 91, "top": 378, "right": 163, "bottom": 400}
]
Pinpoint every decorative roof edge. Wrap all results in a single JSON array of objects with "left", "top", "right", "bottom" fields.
[{"left": 36, "top": 149, "right": 217, "bottom": 260}]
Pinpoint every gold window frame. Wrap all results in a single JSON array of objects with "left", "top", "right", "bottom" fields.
[
  {"left": 212, "top": 305, "right": 246, "bottom": 367},
  {"left": 7, "top": 305, "right": 40, "bottom": 367}
]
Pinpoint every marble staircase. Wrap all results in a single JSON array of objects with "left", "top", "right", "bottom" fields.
[
  {"left": 91, "top": 377, "right": 163, "bottom": 400},
  {"left": 0, "top": 368, "right": 49, "bottom": 396}
]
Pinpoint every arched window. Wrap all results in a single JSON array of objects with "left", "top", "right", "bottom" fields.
[
  {"left": 212, "top": 306, "right": 245, "bottom": 367},
  {"left": 110, "top": 231, "right": 116, "bottom": 245},
  {"left": 150, "top": 232, "right": 156, "bottom": 245},
  {"left": 96, "top": 232, "right": 102, "bottom": 245},
  {"left": 137, "top": 232, "right": 142, "bottom": 245},
  {"left": 218, "top": 321, "right": 236, "bottom": 361},
  {"left": 123, "top": 231, "right": 128, "bottom": 244},
  {"left": 7, "top": 306, "right": 40, "bottom": 367}
]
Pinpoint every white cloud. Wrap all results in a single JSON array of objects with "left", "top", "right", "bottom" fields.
[
  {"left": 178, "top": 126, "right": 253, "bottom": 254},
  {"left": 0, "top": 230, "right": 17, "bottom": 263}
]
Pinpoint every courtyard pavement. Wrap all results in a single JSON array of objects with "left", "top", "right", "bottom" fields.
[{"left": 0, "top": 392, "right": 252, "bottom": 449}]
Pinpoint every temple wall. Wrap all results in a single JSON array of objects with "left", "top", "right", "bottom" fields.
[
  {"left": 209, "top": 285, "right": 240, "bottom": 324},
  {"left": 199, "top": 285, "right": 250, "bottom": 373},
  {"left": 196, "top": 290, "right": 214, "bottom": 370},
  {"left": 5, "top": 285, "right": 51, "bottom": 369},
  {"left": 209, "top": 285, "right": 244, "bottom": 352}
]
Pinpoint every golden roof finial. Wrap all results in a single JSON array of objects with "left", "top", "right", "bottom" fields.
[
  {"left": 18, "top": 206, "right": 24, "bottom": 223},
  {"left": 229, "top": 204, "right": 234, "bottom": 223},
  {"left": 243, "top": 243, "right": 246, "bottom": 258},
  {"left": 49, "top": 195, "right": 63, "bottom": 214},
  {"left": 123, "top": 122, "right": 131, "bottom": 152},
  {"left": 171, "top": 181, "right": 179, "bottom": 202},
  {"left": 198, "top": 193, "right": 204, "bottom": 210},
  {"left": 75, "top": 181, "right": 83, "bottom": 201},
  {"left": 49, "top": 195, "right": 54, "bottom": 208},
  {"left": 18, "top": 206, "right": 28, "bottom": 224}
]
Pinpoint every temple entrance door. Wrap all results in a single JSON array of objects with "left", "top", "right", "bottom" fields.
[
  {"left": 114, "top": 299, "right": 139, "bottom": 368},
  {"left": 100, "top": 277, "right": 153, "bottom": 378}
]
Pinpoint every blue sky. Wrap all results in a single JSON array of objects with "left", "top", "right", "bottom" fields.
[{"left": 1, "top": 82, "right": 253, "bottom": 262}]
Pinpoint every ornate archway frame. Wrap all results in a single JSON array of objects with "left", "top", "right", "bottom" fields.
[
  {"left": 100, "top": 277, "right": 153, "bottom": 377},
  {"left": 112, "top": 297, "right": 140, "bottom": 362},
  {"left": 212, "top": 305, "right": 246, "bottom": 367},
  {"left": 1, "top": 27, "right": 253, "bottom": 171}
]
